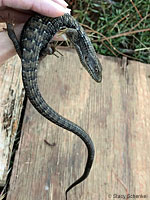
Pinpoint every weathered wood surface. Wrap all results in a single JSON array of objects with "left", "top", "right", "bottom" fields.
[
  {"left": 0, "top": 56, "right": 25, "bottom": 186},
  {"left": 6, "top": 49, "right": 150, "bottom": 200}
]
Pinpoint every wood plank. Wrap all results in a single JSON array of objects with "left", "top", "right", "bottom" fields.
[
  {"left": 7, "top": 49, "right": 150, "bottom": 200},
  {"left": 0, "top": 56, "right": 25, "bottom": 186}
]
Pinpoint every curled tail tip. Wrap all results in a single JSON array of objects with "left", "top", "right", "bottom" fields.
[{"left": 65, "top": 190, "right": 68, "bottom": 200}]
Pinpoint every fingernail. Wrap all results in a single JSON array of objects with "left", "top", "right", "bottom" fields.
[
  {"left": 62, "top": 0, "right": 68, "bottom": 7},
  {"left": 64, "top": 8, "right": 71, "bottom": 14}
]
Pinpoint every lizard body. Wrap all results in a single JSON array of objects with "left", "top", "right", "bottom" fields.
[{"left": 7, "top": 13, "right": 102, "bottom": 199}]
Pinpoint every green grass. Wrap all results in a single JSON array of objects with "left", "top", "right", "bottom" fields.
[{"left": 68, "top": 0, "right": 150, "bottom": 63}]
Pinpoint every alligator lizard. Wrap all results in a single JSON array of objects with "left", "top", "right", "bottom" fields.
[{"left": 7, "top": 13, "right": 102, "bottom": 199}]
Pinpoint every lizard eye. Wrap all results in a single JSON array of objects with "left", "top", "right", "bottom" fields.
[
  {"left": 95, "top": 67, "right": 99, "bottom": 73},
  {"left": 84, "top": 56, "right": 89, "bottom": 63}
]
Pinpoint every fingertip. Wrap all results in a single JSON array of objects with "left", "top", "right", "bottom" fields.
[{"left": 38, "top": 1, "right": 71, "bottom": 17}]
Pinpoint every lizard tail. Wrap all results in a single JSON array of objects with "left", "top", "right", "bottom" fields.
[{"left": 22, "top": 63, "right": 95, "bottom": 197}]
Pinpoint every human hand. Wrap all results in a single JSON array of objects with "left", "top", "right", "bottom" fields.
[{"left": 0, "top": 0, "right": 70, "bottom": 65}]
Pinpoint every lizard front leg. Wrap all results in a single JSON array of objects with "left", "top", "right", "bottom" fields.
[{"left": 40, "top": 42, "right": 63, "bottom": 60}]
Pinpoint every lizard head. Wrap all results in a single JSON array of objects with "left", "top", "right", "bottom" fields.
[
  {"left": 81, "top": 52, "right": 102, "bottom": 83},
  {"left": 66, "top": 28, "right": 102, "bottom": 83}
]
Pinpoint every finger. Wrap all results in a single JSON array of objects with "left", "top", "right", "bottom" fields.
[
  {"left": 32, "top": 0, "right": 71, "bottom": 17},
  {"left": 52, "top": 0, "right": 68, "bottom": 7},
  {"left": 0, "top": 0, "right": 70, "bottom": 17}
]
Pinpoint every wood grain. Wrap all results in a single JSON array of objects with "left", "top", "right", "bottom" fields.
[
  {"left": 6, "top": 49, "right": 150, "bottom": 200},
  {"left": 0, "top": 56, "right": 25, "bottom": 186}
]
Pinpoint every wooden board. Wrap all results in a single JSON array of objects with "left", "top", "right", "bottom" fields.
[
  {"left": 0, "top": 56, "right": 25, "bottom": 186},
  {"left": 6, "top": 49, "right": 150, "bottom": 199}
]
